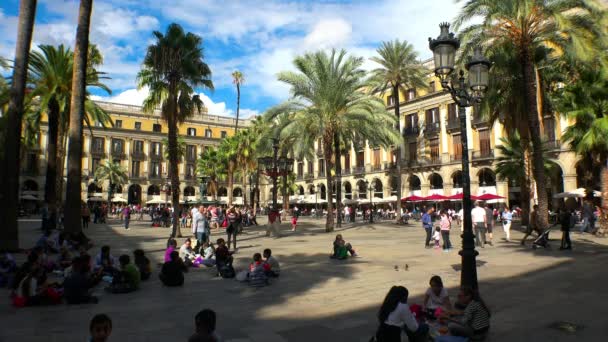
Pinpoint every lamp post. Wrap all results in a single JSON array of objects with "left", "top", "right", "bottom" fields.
[
  {"left": 257, "top": 138, "right": 294, "bottom": 210},
  {"left": 163, "top": 177, "right": 171, "bottom": 209},
  {"left": 198, "top": 175, "right": 209, "bottom": 203},
  {"left": 365, "top": 179, "right": 374, "bottom": 223},
  {"left": 315, "top": 184, "right": 321, "bottom": 218},
  {"left": 429, "top": 22, "right": 491, "bottom": 291}
]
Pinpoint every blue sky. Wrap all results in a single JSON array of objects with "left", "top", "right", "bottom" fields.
[{"left": 1, "top": 0, "right": 464, "bottom": 118}]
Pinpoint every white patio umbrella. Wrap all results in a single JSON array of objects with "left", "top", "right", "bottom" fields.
[
  {"left": 553, "top": 188, "right": 601, "bottom": 199},
  {"left": 146, "top": 198, "right": 167, "bottom": 204},
  {"left": 111, "top": 197, "right": 128, "bottom": 203},
  {"left": 87, "top": 197, "right": 106, "bottom": 202},
  {"left": 20, "top": 194, "right": 39, "bottom": 201}
]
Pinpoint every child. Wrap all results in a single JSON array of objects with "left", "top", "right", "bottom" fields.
[
  {"left": 263, "top": 248, "right": 280, "bottom": 277},
  {"left": 200, "top": 242, "right": 216, "bottom": 267},
  {"left": 89, "top": 313, "right": 112, "bottom": 342},
  {"left": 291, "top": 214, "right": 298, "bottom": 231},
  {"left": 248, "top": 253, "right": 270, "bottom": 287},
  {"left": 165, "top": 239, "right": 177, "bottom": 263},
  {"left": 133, "top": 249, "right": 151, "bottom": 281},
  {"left": 433, "top": 227, "right": 442, "bottom": 249},
  {"left": 422, "top": 275, "right": 452, "bottom": 319}
]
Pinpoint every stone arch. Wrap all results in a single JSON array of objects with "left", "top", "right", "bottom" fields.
[
  {"left": 308, "top": 184, "right": 315, "bottom": 195},
  {"left": 183, "top": 186, "right": 196, "bottom": 197},
  {"left": 372, "top": 178, "right": 383, "bottom": 198},
  {"left": 477, "top": 168, "right": 496, "bottom": 187},
  {"left": 232, "top": 187, "right": 243, "bottom": 197},
  {"left": 147, "top": 184, "right": 160, "bottom": 196},
  {"left": 298, "top": 185, "right": 305, "bottom": 195},
  {"left": 452, "top": 171, "right": 463, "bottom": 188},
  {"left": 128, "top": 184, "right": 142, "bottom": 204},
  {"left": 343, "top": 181, "right": 353, "bottom": 199},
  {"left": 320, "top": 184, "right": 327, "bottom": 200},
  {"left": 357, "top": 179, "right": 367, "bottom": 199},
  {"left": 88, "top": 182, "right": 102, "bottom": 195},
  {"left": 114, "top": 184, "right": 123, "bottom": 194},
  {"left": 22, "top": 179, "right": 39, "bottom": 192},
  {"left": 218, "top": 187, "right": 228, "bottom": 197},
  {"left": 429, "top": 173, "right": 443, "bottom": 190},
  {"left": 409, "top": 175, "right": 421, "bottom": 191}
]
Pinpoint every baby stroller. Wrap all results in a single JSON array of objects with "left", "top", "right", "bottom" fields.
[{"left": 532, "top": 228, "right": 552, "bottom": 249}]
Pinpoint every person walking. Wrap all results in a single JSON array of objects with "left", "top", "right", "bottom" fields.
[
  {"left": 471, "top": 202, "right": 487, "bottom": 248},
  {"left": 226, "top": 207, "right": 239, "bottom": 250},
  {"left": 581, "top": 201, "right": 594, "bottom": 233},
  {"left": 192, "top": 206, "right": 205, "bottom": 253},
  {"left": 81, "top": 204, "right": 90, "bottom": 229},
  {"left": 521, "top": 205, "right": 540, "bottom": 245},
  {"left": 422, "top": 208, "right": 434, "bottom": 249},
  {"left": 123, "top": 206, "right": 131, "bottom": 230},
  {"left": 559, "top": 209, "right": 573, "bottom": 250},
  {"left": 483, "top": 204, "right": 494, "bottom": 246},
  {"left": 501, "top": 207, "right": 513, "bottom": 242},
  {"left": 439, "top": 210, "right": 452, "bottom": 252}
]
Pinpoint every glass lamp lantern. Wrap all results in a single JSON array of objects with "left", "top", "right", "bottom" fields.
[
  {"left": 286, "top": 158, "right": 294, "bottom": 173},
  {"left": 428, "top": 22, "right": 460, "bottom": 82},
  {"left": 466, "top": 46, "right": 491, "bottom": 94}
]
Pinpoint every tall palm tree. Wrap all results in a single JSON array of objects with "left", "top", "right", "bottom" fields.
[
  {"left": 267, "top": 49, "right": 401, "bottom": 232},
  {"left": 197, "top": 147, "right": 224, "bottom": 200},
  {"left": 234, "top": 129, "right": 257, "bottom": 207},
  {"left": 28, "top": 45, "right": 110, "bottom": 229},
  {"left": 368, "top": 40, "right": 428, "bottom": 216},
  {"left": 65, "top": 0, "right": 93, "bottom": 233},
  {"left": 138, "top": 23, "right": 213, "bottom": 238},
  {"left": 232, "top": 70, "right": 244, "bottom": 132},
  {"left": 94, "top": 161, "right": 128, "bottom": 202},
  {"left": 0, "top": 0, "right": 37, "bottom": 250},
  {"left": 218, "top": 135, "right": 238, "bottom": 205},
  {"left": 455, "top": 0, "right": 607, "bottom": 229},
  {"left": 559, "top": 65, "right": 608, "bottom": 235}
]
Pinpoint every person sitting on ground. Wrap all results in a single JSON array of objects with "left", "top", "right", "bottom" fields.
[
  {"left": 248, "top": 253, "right": 270, "bottom": 287},
  {"left": 441, "top": 286, "right": 491, "bottom": 340},
  {"left": 89, "top": 313, "right": 112, "bottom": 342},
  {"left": 179, "top": 238, "right": 198, "bottom": 266},
  {"left": 199, "top": 242, "right": 216, "bottom": 267},
  {"left": 331, "top": 234, "right": 357, "bottom": 259},
  {"left": 422, "top": 275, "right": 452, "bottom": 319},
  {"left": 56, "top": 246, "right": 73, "bottom": 270},
  {"left": 63, "top": 256, "right": 98, "bottom": 304},
  {"left": 214, "top": 238, "right": 233, "bottom": 268},
  {"left": 15, "top": 262, "right": 61, "bottom": 306},
  {"left": 375, "top": 285, "right": 429, "bottom": 342},
  {"left": 133, "top": 249, "right": 151, "bottom": 280},
  {"left": 159, "top": 251, "right": 188, "bottom": 287},
  {"left": 165, "top": 238, "right": 178, "bottom": 263},
  {"left": 0, "top": 251, "right": 17, "bottom": 288},
  {"left": 105, "top": 254, "right": 140, "bottom": 294},
  {"left": 263, "top": 248, "right": 280, "bottom": 277},
  {"left": 190, "top": 309, "right": 222, "bottom": 342},
  {"left": 95, "top": 245, "right": 117, "bottom": 275},
  {"left": 35, "top": 230, "right": 59, "bottom": 254}
]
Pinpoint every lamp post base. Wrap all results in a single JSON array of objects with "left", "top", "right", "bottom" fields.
[{"left": 459, "top": 231, "right": 479, "bottom": 290}]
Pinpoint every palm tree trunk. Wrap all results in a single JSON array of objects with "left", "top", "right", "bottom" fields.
[
  {"left": 55, "top": 128, "right": 67, "bottom": 207},
  {"left": 45, "top": 99, "right": 60, "bottom": 229},
  {"left": 324, "top": 136, "right": 335, "bottom": 232},
  {"left": 521, "top": 51, "right": 549, "bottom": 229},
  {"left": 282, "top": 173, "right": 288, "bottom": 220},
  {"left": 168, "top": 116, "right": 182, "bottom": 237},
  {"left": 235, "top": 83, "right": 240, "bottom": 132},
  {"left": 598, "top": 162, "right": 608, "bottom": 236},
  {"left": 334, "top": 132, "right": 342, "bottom": 228},
  {"left": 519, "top": 129, "right": 532, "bottom": 227},
  {"left": 242, "top": 167, "right": 248, "bottom": 207},
  {"left": 228, "top": 169, "right": 234, "bottom": 205},
  {"left": 392, "top": 84, "right": 402, "bottom": 221},
  {"left": 0, "top": 0, "right": 37, "bottom": 251},
  {"left": 65, "top": 0, "right": 92, "bottom": 234}
]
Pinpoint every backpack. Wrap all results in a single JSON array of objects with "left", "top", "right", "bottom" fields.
[{"left": 218, "top": 264, "right": 235, "bottom": 278}]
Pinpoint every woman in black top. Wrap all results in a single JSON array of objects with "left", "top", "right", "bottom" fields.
[{"left": 159, "top": 251, "right": 188, "bottom": 286}]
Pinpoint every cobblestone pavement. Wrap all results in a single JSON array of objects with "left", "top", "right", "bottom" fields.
[{"left": 1, "top": 216, "right": 607, "bottom": 341}]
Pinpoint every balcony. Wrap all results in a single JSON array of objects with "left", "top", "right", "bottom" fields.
[
  {"left": 472, "top": 149, "right": 494, "bottom": 161},
  {"left": 471, "top": 115, "right": 489, "bottom": 129},
  {"left": 131, "top": 150, "right": 146, "bottom": 161},
  {"left": 129, "top": 174, "right": 146, "bottom": 182},
  {"left": 428, "top": 155, "right": 442, "bottom": 166},
  {"left": 111, "top": 150, "right": 126, "bottom": 160},
  {"left": 148, "top": 173, "right": 162, "bottom": 180},
  {"left": 403, "top": 126, "right": 419, "bottom": 137},
  {"left": 342, "top": 168, "right": 351, "bottom": 175},
  {"left": 296, "top": 173, "right": 304, "bottom": 180},
  {"left": 424, "top": 122, "right": 440, "bottom": 136},
  {"left": 149, "top": 153, "right": 162, "bottom": 161},
  {"left": 450, "top": 154, "right": 463, "bottom": 162},
  {"left": 545, "top": 139, "right": 561, "bottom": 151},
  {"left": 90, "top": 149, "right": 106, "bottom": 158},
  {"left": 318, "top": 170, "right": 326, "bottom": 178},
  {"left": 353, "top": 166, "right": 365, "bottom": 175},
  {"left": 372, "top": 164, "right": 382, "bottom": 172},
  {"left": 305, "top": 173, "right": 314, "bottom": 182},
  {"left": 446, "top": 117, "right": 460, "bottom": 132}
]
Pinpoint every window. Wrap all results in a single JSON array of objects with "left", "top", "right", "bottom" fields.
[
  {"left": 430, "top": 138, "right": 440, "bottom": 162},
  {"left": 344, "top": 153, "right": 350, "bottom": 171},
  {"left": 186, "top": 164, "right": 195, "bottom": 177},
  {"left": 134, "top": 122, "right": 142, "bottom": 130},
  {"left": 92, "top": 158, "right": 101, "bottom": 173},
  {"left": 153, "top": 124, "right": 162, "bottom": 133},
  {"left": 186, "top": 145, "right": 196, "bottom": 160},
  {"left": 543, "top": 117, "right": 556, "bottom": 142},
  {"left": 92, "top": 137, "right": 104, "bottom": 152},
  {"left": 111, "top": 139, "right": 124, "bottom": 153},
  {"left": 205, "top": 129, "right": 212, "bottom": 138},
  {"left": 115, "top": 120, "right": 122, "bottom": 128},
  {"left": 425, "top": 107, "right": 440, "bottom": 124},
  {"left": 133, "top": 140, "right": 144, "bottom": 153},
  {"left": 387, "top": 94, "right": 395, "bottom": 106},
  {"left": 407, "top": 88, "right": 416, "bottom": 101},
  {"left": 408, "top": 142, "right": 417, "bottom": 160},
  {"left": 318, "top": 159, "right": 325, "bottom": 176},
  {"left": 307, "top": 160, "right": 314, "bottom": 174},
  {"left": 187, "top": 127, "right": 197, "bottom": 136},
  {"left": 429, "top": 81, "right": 436, "bottom": 93},
  {"left": 297, "top": 162, "right": 304, "bottom": 177},
  {"left": 356, "top": 150, "right": 365, "bottom": 168},
  {"left": 150, "top": 161, "right": 160, "bottom": 177},
  {"left": 405, "top": 114, "right": 418, "bottom": 129},
  {"left": 447, "top": 103, "right": 458, "bottom": 121},
  {"left": 151, "top": 142, "right": 161, "bottom": 156},
  {"left": 221, "top": 131, "right": 227, "bottom": 138},
  {"left": 25, "top": 152, "right": 37, "bottom": 173},
  {"left": 373, "top": 148, "right": 381, "bottom": 168},
  {"left": 479, "top": 129, "right": 491, "bottom": 154},
  {"left": 131, "top": 161, "right": 140, "bottom": 177},
  {"left": 452, "top": 134, "right": 462, "bottom": 160}
]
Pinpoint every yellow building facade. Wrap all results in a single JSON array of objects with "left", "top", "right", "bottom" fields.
[
  {"left": 20, "top": 101, "right": 252, "bottom": 205},
  {"left": 279, "top": 59, "right": 579, "bottom": 209}
]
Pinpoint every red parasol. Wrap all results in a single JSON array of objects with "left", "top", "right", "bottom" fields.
[
  {"left": 476, "top": 193, "right": 505, "bottom": 201},
  {"left": 425, "top": 193, "right": 449, "bottom": 201},
  {"left": 446, "top": 193, "right": 479, "bottom": 201},
  {"left": 402, "top": 195, "right": 426, "bottom": 202}
]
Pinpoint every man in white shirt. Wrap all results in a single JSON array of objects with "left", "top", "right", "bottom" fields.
[
  {"left": 190, "top": 207, "right": 199, "bottom": 233},
  {"left": 343, "top": 206, "right": 350, "bottom": 223},
  {"left": 471, "top": 202, "right": 487, "bottom": 248},
  {"left": 192, "top": 207, "right": 205, "bottom": 253}
]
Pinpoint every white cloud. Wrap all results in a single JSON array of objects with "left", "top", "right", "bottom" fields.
[{"left": 303, "top": 18, "right": 352, "bottom": 51}]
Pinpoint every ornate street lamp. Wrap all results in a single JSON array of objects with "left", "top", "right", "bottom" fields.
[
  {"left": 365, "top": 179, "right": 374, "bottom": 223},
  {"left": 429, "top": 22, "right": 491, "bottom": 291},
  {"left": 258, "top": 138, "right": 293, "bottom": 210},
  {"left": 198, "top": 175, "right": 209, "bottom": 203},
  {"left": 315, "top": 183, "right": 321, "bottom": 218}
]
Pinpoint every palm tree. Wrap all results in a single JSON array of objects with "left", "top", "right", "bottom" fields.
[
  {"left": 0, "top": 0, "right": 37, "bottom": 251},
  {"left": 559, "top": 65, "right": 608, "bottom": 235},
  {"left": 234, "top": 129, "right": 257, "bottom": 207},
  {"left": 162, "top": 136, "right": 186, "bottom": 161},
  {"left": 232, "top": 70, "right": 244, "bottom": 132},
  {"left": 27, "top": 44, "right": 110, "bottom": 229},
  {"left": 368, "top": 40, "right": 428, "bottom": 216},
  {"left": 196, "top": 147, "right": 224, "bottom": 200},
  {"left": 217, "top": 135, "right": 238, "bottom": 205},
  {"left": 454, "top": 0, "right": 607, "bottom": 229},
  {"left": 267, "top": 49, "right": 401, "bottom": 232},
  {"left": 65, "top": 0, "right": 93, "bottom": 233},
  {"left": 94, "top": 161, "right": 128, "bottom": 202},
  {"left": 138, "top": 23, "right": 213, "bottom": 238}
]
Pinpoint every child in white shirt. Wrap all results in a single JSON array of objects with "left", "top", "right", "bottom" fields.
[{"left": 433, "top": 227, "right": 442, "bottom": 248}]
